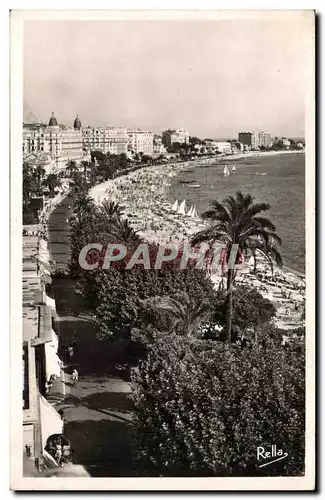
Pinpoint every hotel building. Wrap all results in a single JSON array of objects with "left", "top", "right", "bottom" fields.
[
  {"left": 23, "top": 113, "right": 85, "bottom": 172},
  {"left": 127, "top": 129, "right": 154, "bottom": 156},
  {"left": 153, "top": 135, "right": 166, "bottom": 156},
  {"left": 214, "top": 141, "right": 232, "bottom": 154},
  {"left": 162, "top": 128, "right": 190, "bottom": 148},
  {"left": 258, "top": 131, "right": 273, "bottom": 148},
  {"left": 238, "top": 130, "right": 273, "bottom": 149},
  {"left": 82, "top": 126, "right": 128, "bottom": 155}
]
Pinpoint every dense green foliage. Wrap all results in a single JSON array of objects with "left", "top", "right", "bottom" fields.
[
  {"left": 231, "top": 286, "right": 277, "bottom": 341},
  {"left": 23, "top": 162, "right": 61, "bottom": 223},
  {"left": 93, "top": 266, "right": 217, "bottom": 341},
  {"left": 132, "top": 334, "right": 305, "bottom": 476}
]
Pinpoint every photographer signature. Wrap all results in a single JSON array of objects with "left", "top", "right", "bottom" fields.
[{"left": 257, "top": 445, "right": 288, "bottom": 468}]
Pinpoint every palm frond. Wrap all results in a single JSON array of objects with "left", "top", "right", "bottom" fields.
[
  {"left": 236, "top": 191, "right": 254, "bottom": 209},
  {"left": 252, "top": 216, "right": 276, "bottom": 232},
  {"left": 210, "top": 200, "right": 231, "bottom": 222},
  {"left": 243, "top": 202, "right": 270, "bottom": 219}
]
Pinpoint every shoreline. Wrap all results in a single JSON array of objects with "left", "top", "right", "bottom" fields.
[
  {"left": 219, "top": 149, "right": 304, "bottom": 163},
  {"left": 90, "top": 151, "right": 305, "bottom": 276}
]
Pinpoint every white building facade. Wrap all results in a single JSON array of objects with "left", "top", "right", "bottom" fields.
[
  {"left": 23, "top": 113, "right": 85, "bottom": 171},
  {"left": 82, "top": 126, "right": 128, "bottom": 155},
  {"left": 127, "top": 129, "right": 154, "bottom": 155},
  {"left": 162, "top": 128, "right": 190, "bottom": 147},
  {"left": 214, "top": 141, "right": 232, "bottom": 154}
]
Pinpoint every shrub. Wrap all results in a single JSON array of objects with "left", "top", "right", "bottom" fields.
[
  {"left": 131, "top": 334, "right": 305, "bottom": 476},
  {"left": 94, "top": 265, "right": 217, "bottom": 341}
]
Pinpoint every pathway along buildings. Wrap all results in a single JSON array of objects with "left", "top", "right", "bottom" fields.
[{"left": 22, "top": 199, "right": 89, "bottom": 476}]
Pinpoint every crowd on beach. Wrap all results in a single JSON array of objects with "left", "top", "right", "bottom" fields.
[{"left": 90, "top": 161, "right": 206, "bottom": 245}]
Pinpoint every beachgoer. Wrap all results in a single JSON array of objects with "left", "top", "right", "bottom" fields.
[{"left": 72, "top": 369, "right": 78, "bottom": 387}]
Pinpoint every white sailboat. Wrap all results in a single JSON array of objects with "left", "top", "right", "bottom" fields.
[
  {"left": 223, "top": 165, "right": 230, "bottom": 177},
  {"left": 187, "top": 206, "right": 194, "bottom": 217},
  {"left": 232, "top": 165, "right": 236, "bottom": 172},
  {"left": 172, "top": 200, "right": 179, "bottom": 211},
  {"left": 178, "top": 200, "right": 187, "bottom": 215},
  {"left": 192, "top": 206, "right": 199, "bottom": 218}
]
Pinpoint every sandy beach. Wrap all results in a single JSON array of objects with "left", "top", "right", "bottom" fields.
[
  {"left": 89, "top": 154, "right": 305, "bottom": 334},
  {"left": 221, "top": 148, "right": 304, "bottom": 162}
]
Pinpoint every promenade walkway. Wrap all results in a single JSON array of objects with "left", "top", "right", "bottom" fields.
[{"left": 47, "top": 196, "right": 134, "bottom": 477}]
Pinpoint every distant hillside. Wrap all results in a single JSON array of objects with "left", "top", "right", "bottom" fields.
[{"left": 23, "top": 103, "right": 39, "bottom": 124}]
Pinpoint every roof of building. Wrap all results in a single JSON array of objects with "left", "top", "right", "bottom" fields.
[
  {"left": 48, "top": 112, "right": 58, "bottom": 127},
  {"left": 23, "top": 306, "right": 39, "bottom": 341},
  {"left": 23, "top": 305, "right": 53, "bottom": 343},
  {"left": 73, "top": 114, "right": 82, "bottom": 130},
  {"left": 23, "top": 234, "right": 43, "bottom": 305},
  {"left": 24, "top": 152, "right": 52, "bottom": 166}
]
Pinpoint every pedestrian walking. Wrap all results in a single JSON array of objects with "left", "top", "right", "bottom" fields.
[
  {"left": 72, "top": 369, "right": 78, "bottom": 387},
  {"left": 72, "top": 335, "right": 77, "bottom": 354},
  {"left": 68, "top": 346, "right": 74, "bottom": 359},
  {"left": 55, "top": 440, "right": 63, "bottom": 465}
]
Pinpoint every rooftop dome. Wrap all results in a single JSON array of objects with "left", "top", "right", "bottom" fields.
[
  {"left": 73, "top": 113, "right": 82, "bottom": 130},
  {"left": 48, "top": 112, "right": 58, "bottom": 127}
]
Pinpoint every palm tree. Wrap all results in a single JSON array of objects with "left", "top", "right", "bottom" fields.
[
  {"left": 110, "top": 217, "right": 140, "bottom": 245},
  {"left": 100, "top": 200, "right": 123, "bottom": 220},
  {"left": 23, "top": 162, "right": 39, "bottom": 203},
  {"left": 154, "top": 292, "right": 210, "bottom": 336},
  {"left": 80, "top": 160, "right": 90, "bottom": 180},
  {"left": 42, "top": 173, "right": 61, "bottom": 196},
  {"left": 191, "top": 191, "right": 282, "bottom": 343},
  {"left": 35, "top": 165, "right": 46, "bottom": 187},
  {"left": 73, "top": 194, "right": 96, "bottom": 221},
  {"left": 66, "top": 160, "right": 77, "bottom": 178}
]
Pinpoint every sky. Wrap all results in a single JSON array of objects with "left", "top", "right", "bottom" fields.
[{"left": 23, "top": 15, "right": 312, "bottom": 139}]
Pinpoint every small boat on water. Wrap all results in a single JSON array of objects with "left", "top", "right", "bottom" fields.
[
  {"left": 188, "top": 183, "right": 200, "bottom": 188},
  {"left": 232, "top": 165, "right": 236, "bottom": 172},
  {"left": 223, "top": 165, "right": 230, "bottom": 177}
]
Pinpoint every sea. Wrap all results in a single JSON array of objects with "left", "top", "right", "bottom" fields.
[{"left": 168, "top": 153, "right": 305, "bottom": 275}]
